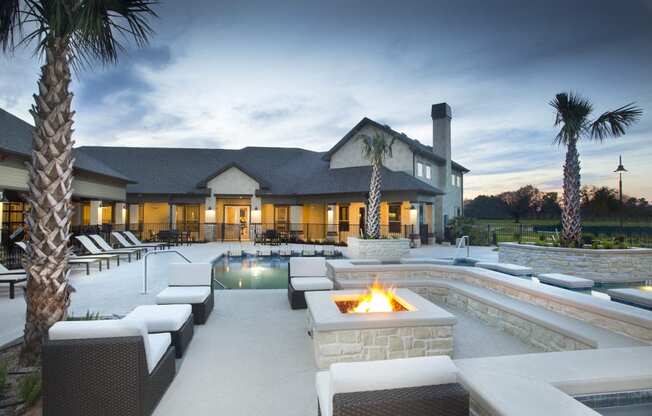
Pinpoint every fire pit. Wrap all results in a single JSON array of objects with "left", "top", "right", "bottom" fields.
[{"left": 306, "top": 286, "right": 456, "bottom": 369}]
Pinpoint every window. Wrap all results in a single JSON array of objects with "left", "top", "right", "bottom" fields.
[
  {"left": 456, "top": 175, "right": 461, "bottom": 187},
  {"left": 388, "top": 203, "right": 401, "bottom": 233},
  {"left": 425, "top": 165, "right": 431, "bottom": 179},
  {"left": 338, "top": 206, "right": 349, "bottom": 232},
  {"left": 416, "top": 162, "right": 423, "bottom": 177},
  {"left": 451, "top": 174, "right": 456, "bottom": 186}
]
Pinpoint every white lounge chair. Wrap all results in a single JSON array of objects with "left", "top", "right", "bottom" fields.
[
  {"left": 90, "top": 234, "right": 146, "bottom": 259},
  {"left": 15, "top": 241, "right": 109, "bottom": 274},
  {"left": 123, "top": 231, "right": 169, "bottom": 250},
  {"left": 0, "top": 263, "right": 27, "bottom": 299},
  {"left": 112, "top": 231, "right": 164, "bottom": 251},
  {"left": 75, "top": 235, "right": 139, "bottom": 262},
  {"left": 156, "top": 263, "right": 214, "bottom": 324},
  {"left": 287, "top": 257, "right": 333, "bottom": 309}
]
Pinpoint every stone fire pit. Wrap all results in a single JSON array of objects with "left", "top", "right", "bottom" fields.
[{"left": 305, "top": 289, "right": 456, "bottom": 369}]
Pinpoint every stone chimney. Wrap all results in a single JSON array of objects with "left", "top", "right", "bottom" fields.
[{"left": 431, "top": 103, "right": 452, "bottom": 189}]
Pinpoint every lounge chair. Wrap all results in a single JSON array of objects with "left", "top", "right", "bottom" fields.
[
  {"left": 43, "top": 319, "right": 175, "bottom": 416},
  {"left": 112, "top": 232, "right": 161, "bottom": 252},
  {"left": 124, "top": 304, "right": 194, "bottom": 358},
  {"left": 89, "top": 234, "right": 144, "bottom": 259},
  {"left": 75, "top": 235, "right": 138, "bottom": 262},
  {"left": 316, "top": 356, "right": 469, "bottom": 416},
  {"left": 124, "top": 231, "right": 169, "bottom": 250},
  {"left": 287, "top": 257, "right": 333, "bottom": 310},
  {"left": 0, "top": 263, "right": 27, "bottom": 299},
  {"left": 16, "top": 241, "right": 120, "bottom": 270},
  {"left": 156, "top": 263, "right": 214, "bottom": 325}
]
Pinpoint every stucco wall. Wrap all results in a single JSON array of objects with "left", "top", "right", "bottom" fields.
[
  {"left": 73, "top": 177, "right": 127, "bottom": 201},
  {"left": 206, "top": 166, "right": 259, "bottom": 196}
]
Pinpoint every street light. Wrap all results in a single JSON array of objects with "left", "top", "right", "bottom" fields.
[{"left": 614, "top": 155, "right": 628, "bottom": 228}]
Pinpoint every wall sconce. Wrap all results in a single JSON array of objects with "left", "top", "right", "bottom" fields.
[{"left": 409, "top": 204, "right": 418, "bottom": 226}]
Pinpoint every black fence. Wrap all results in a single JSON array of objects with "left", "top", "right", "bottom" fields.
[{"left": 449, "top": 222, "right": 652, "bottom": 248}]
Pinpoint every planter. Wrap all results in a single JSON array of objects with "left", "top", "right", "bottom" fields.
[
  {"left": 346, "top": 236, "right": 410, "bottom": 262},
  {"left": 499, "top": 243, "right": 652, "bottom": 283}
]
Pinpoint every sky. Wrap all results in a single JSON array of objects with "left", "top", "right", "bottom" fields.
[{"left": 1, "top": 0, "right": 651, "bottom": 200}]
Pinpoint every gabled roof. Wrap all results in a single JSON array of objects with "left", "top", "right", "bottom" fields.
[
  {"left": 0, "top": 108, "right": 134, "bottom": 183},
  {"left": 196, "top": 162, "right": 270, "bottom": 189},
  {"left": 322, "top": 117, "right": 469, "bottom": 173}
]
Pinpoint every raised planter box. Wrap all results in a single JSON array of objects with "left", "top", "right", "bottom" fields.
[
  {"left": 346, "top": 236, "right": 410, "bottom": 262},
  {"left": 498, "top": 243, "right": 652, "bottom": 283}
]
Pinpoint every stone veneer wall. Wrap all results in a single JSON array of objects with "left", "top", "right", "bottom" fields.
[
  {"left": 311, "top": 325, "right": 453, "bottom": 369},
  {"left": 346, "top": 236, "right": 410, "bottom": 262},
  {"left": 329, "top": 266, "right": 652, "bottom": 342},
  {"left": 499, "top": 243, "right": 652, "bottom": 283},
  {"left": 412, "top": 286, "right": 592, "bottom": 352}
]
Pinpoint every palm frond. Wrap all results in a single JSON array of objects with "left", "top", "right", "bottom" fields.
[
  {"left": 0, "top": 0, "right": 24, "bottom": 52},
  {"left": 590, "top": 103, "right": 643, "bottom": 142},
  {"left": 549, "top": 92, "right": 593, "bottom": 146},
  {"left": 357, "top": 131, "right": 395, "bottom": 166}
]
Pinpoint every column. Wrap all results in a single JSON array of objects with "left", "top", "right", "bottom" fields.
[
  {"left": 129, "top": 204, "right": 140, "bottom": 227},
  {"left": 204, "top": 197, "right": 216, "bottom": 241},
  {"left": 89, "top": 200, "right": 101, "bottom": 226},
  {"left": 169, "top": 204, "right": 177, "bottom": 230},
  {"left": 250, "top": 196, "right": 262, "bottom": 240},
  {"left": 326, "top": 204, "right": 337, "bottom": 241},
  {"left": 289, "top": 205, "right": 303, "bottom": 240},
  {"left": 114, "top": 202, "right": 126, "bottom": 226},
  {"left": 0, "top": 198, "right": 3, "bottom": 244},
  {"left": 434, "top": 196, "right": 444, "bottom": 241}
]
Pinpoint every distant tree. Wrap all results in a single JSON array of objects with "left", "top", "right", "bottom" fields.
[
  {"left": 581, "top": 186, "right": 620, "bottom": 218},
  {"left": 539, "top": 192, "right": 561, "bottom": 219},
  {"left": 463, "top": 195, "right": 508, "bottom": 219},
  {"left": 499, "top": 185, "right": 541, "bottom": 223},
  {"left": 550, "top": 92, "right": 642, "bottom": 246}
]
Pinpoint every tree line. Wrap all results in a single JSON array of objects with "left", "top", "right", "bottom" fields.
[{"left": 464, "top": 185, "right": 652, "bottom": 222}]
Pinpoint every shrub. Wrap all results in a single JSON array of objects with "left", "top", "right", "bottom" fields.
[
  {"left": 538, "top": 234, "right": 547, "bottom": 242},
  {"left": 591, "top": 241, "right": 601, "bottom": 249},
  {"left": 18, "top": 372, "right": 41, "bottom": 407},
  {"left": 614, "top": 235, "right": 626, "bottom": 243},
  {"left": 581, "top": 234, "right": 595, "bottom": 245},
  {"left": 0, "top": 361, "right": 7, "bottom": 398},
  {"left": 602, "top": 241, "right": 614, "bottom": 249}
]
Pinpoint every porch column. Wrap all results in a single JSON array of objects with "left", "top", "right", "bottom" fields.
[
  {"left": 250, "top": 196, "right": 262, "bottom": 240},
  {"left": 289, "top": 205, "right": 303, "bottom": 231},
  {"left": 434, "top": 196, "right": 445, "bottom": 241},
  {"left": 326, "top": 204, "right": 337, "bottom": 241},
  {"left": 71, "top": 202, "right": 82, "bottom": 226},
  {"left": 169, "top": 204, "right": 177, "bottom": 230},
  {"left": 89, "top": 200, "right": 101, "bottom": 226},
  {"left": 114, "top": 202, "right": 126, "bottom": 225},
  {"left": 0, "top": 198, "right": 3, "bottom": 244},
  {"left": 129, "top": 204, "right": 139, "bottom": 227},
  {"left": 409, "top": 203, "right": 421, "bottom": 247}
]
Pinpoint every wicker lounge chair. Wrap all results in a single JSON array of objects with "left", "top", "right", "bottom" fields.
[
  {"left": 43, "top": 319, "right": 175, "bottom": 416},
  {"left": 316, "top": 356, "right": 469, "bottom": 416},
  {"left": 124, "top": 231, "right": 170, "bottom": 250},
  {"left": 156, "top": 263, "right": 214, "bottom": 325},
  {"left": 0, "top": 263, "right": 27, "bottom": 299},
  {"left": 287, "top": 257, "right": 333, "bottom": 309},
  {"left": 125, "top": 304, "right": 194, "bottom": 358}
]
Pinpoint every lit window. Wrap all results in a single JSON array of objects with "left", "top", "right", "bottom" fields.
[
  {"left": 417, "top": 162, "right": 423, "bottom": 177},
  {"left": 451, "top": 174, "right": 456, "bottom": 186},
  {"left": 425, "top": 165, "right": 431, "bottom": 179}
]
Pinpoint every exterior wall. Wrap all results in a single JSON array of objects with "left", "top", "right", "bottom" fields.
[
  {"left": 499, "top": 243, "right": 652, "bottom": 283},
  {"left": 205, "top": 166, "right": 259, "bottom": 196},
  {"left": 261, "top": 203, "right": 274, "bottom": 224},
  {"left": 72, "top": 176, "right": 126, "bottom": 201},
  {"left": 329, "top": 124, "right": 414, "bottom": 174},
  {"left": 443, "top": 169, "right": 463, "bottom": 221}
]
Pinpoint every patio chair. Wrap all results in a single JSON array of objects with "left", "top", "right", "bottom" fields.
[
  {"left": 156, "top": 263, "right": 214, "bottom": 325},
  {"left": 112, "top": 232, "right": 163, "bottom": 252},
  {"left": 316, "top": 356, "right": 469, "bottom": 416},
  {"left": 124, "top": 231, "right": 170, "bottom": 250},
  {"left": 287, "top": 257, "right": 333, "bottom": 310},
  {"left": 88, "top": 234, "right": 143, "bottom": 260},
  {"left": 0, "top": 263, "right": 27, "bottom": 299},
  {"left": 16, "top": 241, "right": 120, "bottom": 271},
  {"left": 74, "top": 235, "right": 137, "bottom": 262},
  {"left": 43, "top": 319, "right": 176, "bottom": 416},
  {"left": 124, "top": 304, "right": 194, "bottom": 358}
]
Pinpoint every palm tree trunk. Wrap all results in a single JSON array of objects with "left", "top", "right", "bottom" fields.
[
  {"left": 20, "top": 38, "right": 75, "bottom": 364},
  {"left": 561, "top": 140, "right": 582, "bottom": 246},
  {"left": 366, "top": 163, "right": 382, "bottom": 239}
]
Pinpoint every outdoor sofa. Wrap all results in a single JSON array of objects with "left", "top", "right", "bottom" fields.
[
  {"left": 316, "top": 356, "right": 469, "bottom": 416},
  {"left": 125, "top": 304, "right": 194, "bottom": 358},
  {"left": 43, "top": 319, "right": 175, "bottom": 416},
  {"left": 287, "top": 257, "right": 333, "bottom": 309},
  {"left": 156, "top": 263, "right": 214, "bottom": 324}
]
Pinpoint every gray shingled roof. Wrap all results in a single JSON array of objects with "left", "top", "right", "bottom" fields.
[
  {"left": 322, "top": 117, "right": 470, "bottom": 173},
  {"left": 0, "top": 108, "right": 133, "bottom": 182},
  {"left": 77, "top": 146, "right": 444, "bottom": 196}
]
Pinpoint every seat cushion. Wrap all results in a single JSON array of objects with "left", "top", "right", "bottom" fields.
[
  {"left": 316, "top": 371, "right": 331, "bottom": 416},
  {"left": 156, "top": 286, "right": 211, "bottom": 304},
  {"left": 168, "top": 263, "right": 213, "bottom": 286},
  {"left": 125, "top": 304, "right": 192, "bottom": 332},
  {"left": 290, "top": 277, "right": 333, "bottom": 291},
  {"left": 147, "top": 333, "right": 171, "bottom": 374},
  {"left": 290, "top": 257, "right": 326, "bottom": 277}
]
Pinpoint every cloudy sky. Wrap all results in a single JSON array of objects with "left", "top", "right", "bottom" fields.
[{"left": 1, "top": 0, "right": 651, "bottom": 199}]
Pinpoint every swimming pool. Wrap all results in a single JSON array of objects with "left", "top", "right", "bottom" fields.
[{"left": 213, "top": 254, "right": 342, "bottom": 289}]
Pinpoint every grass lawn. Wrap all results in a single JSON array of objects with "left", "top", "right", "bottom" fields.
[{"left": 474, "top": 219, "right": 652, "bottom": 227}]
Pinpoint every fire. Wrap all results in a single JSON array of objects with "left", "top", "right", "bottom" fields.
[{"left": 348, "top": 282, "right": 400, "bottom": 313}]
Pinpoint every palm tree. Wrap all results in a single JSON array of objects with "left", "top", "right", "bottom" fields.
[
  {"left": 0, "top": 0, "right": 158, "bottom": 363},
  {"left": 550, "top": 92, "right": 642, "bottom": 247},
  {"left": 358, "top": 131, "right": 395, "bottom": 239}
]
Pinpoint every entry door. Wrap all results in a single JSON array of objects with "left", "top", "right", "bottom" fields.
[{"left": 224, "top": 205, "right": 250, "bottom": 240}]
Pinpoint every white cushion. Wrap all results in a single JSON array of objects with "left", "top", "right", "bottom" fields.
[
  {"left": 291, "top": 277, "right": 333, "bottom": 291},
  {"left": 168, "top": 263, "right": 212, "bottom": 286},
  {"left": 125, "top": 304, "right": 192, "bottom": 332},
  {"left": 316, "top": 371, "right": 331, "bottom": 416},
  {"left": 48, "top": 319, "right": 167, "bottom": 373},
  {"left": 290, "top": 257, "right": 326, "bottom": 277},
  {"left": 156, "top": 286, "right": 211, "bottom": 304},
  {"left": 147, "top": 333, "right": 172, "bottom": 373},
  {"left": 329, "top": 356, "right": 458, "bottom": 407}
]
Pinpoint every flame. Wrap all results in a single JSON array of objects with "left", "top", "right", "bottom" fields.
[{"left": 349, "top": 282, "right": 397, "bottom": 313}]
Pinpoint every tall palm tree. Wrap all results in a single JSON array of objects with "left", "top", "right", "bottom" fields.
[
  {"left": 358, "top": 131, "right": 395, "bottom": 239},
  {"left": 0, "top": 0, "right": 158, "bottom": 363},
  {"left": 550, "top": 92, "right": 642, "bottom": 247}
]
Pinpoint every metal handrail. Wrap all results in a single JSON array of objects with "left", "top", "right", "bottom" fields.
[
  {"left": 454, "top": 235, "right": 470, "bottom": 259},
  {"left": 142, "top": 250, "right": 191, "bottom": 294}
]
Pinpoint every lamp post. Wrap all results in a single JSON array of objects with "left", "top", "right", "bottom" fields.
[{"left": 614, "top": 155, "right": 627, "bottom": 229}]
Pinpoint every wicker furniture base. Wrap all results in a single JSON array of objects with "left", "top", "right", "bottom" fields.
[
  {"left": 192, "top": 290, "right": 214, "bottom": 324},
  {"left": 318, "top": 383, "right": 469, "bottom": 416},
  {"left": 287, "top": 280, "right": 331, "bottom": 310},
  {"left": 43, "top": 335, "right": 176, "bottom": 416},
  {"left": 156, "top": 314, "right": 194, "bottom": 358}
]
